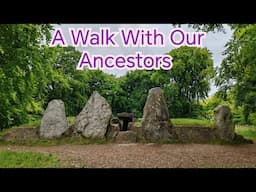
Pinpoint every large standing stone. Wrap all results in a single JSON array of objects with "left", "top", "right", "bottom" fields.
[
  {"left": 39, "top": 99, "right": 68, "bottom": 139},
  {"left": 73, "top": 91, "right": 112, "bottom": 138},
  {"left": 213, "top": 105, "right": 235, "bottom": 141},
  {"left": 141, "top": 87, "right": 172, "bottom": 142}
]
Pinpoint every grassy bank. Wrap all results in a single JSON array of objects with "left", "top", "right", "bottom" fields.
[
  {"left": 135, "top": 118, "right": 213, "bottom": 127},
  {"left": 172, "top": 118, "right": 213, "bottom": 127},
  {"left": 235, "top": 125, "right": 256, "bottom": 140}
]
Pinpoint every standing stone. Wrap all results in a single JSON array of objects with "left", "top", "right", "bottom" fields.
[
  {"left": 105, "top": 117, "right": 120, "bottom": 140},
  {"left": 213, "top": 105, "right": 235, "bottom": 141},
  {"left": 39, "top": 99, "right": 68, "bottom": 139},
  {"left": 141, "top": 87, "right": 172, "bottom": 142},
  {"left": 73, "top": 91, "right": 112, "bottom": 138}
]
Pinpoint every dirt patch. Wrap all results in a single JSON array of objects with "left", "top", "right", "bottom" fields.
[{"left": 0, "top": 143, "right": 256, "bottom": 168}]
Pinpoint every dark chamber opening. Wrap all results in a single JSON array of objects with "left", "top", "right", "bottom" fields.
[{"left": 117, "top": 113, "right": 134, "bottom": 131}]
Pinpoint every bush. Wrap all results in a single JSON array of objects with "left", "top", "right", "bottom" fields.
[{"left": 248, "top": 113, "right": 256, "bottom": 125}]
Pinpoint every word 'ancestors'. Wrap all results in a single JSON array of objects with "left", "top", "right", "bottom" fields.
[{"left": 50, "top": 28, "right": 206, "bottom": 70}]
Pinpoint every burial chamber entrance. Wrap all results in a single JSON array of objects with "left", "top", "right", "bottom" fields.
[{"left": 117, "top": 112, "right": 134, "bottom": 131}]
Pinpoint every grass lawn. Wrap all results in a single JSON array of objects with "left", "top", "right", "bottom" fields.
[
  {"left": 172, "top": 118, "right": 213, "bottom": 127},
  {"left": 235, "top": 125, "right": 256, "bottom": 141},
  {"left": 134, "top": 118, "right": 213, "bottom": 127},
  {"left": 0, "top": 150, "right": 60, "bottom": 168}
]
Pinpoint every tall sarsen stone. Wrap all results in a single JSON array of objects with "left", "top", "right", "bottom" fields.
[
  {"left": 141, "top": 87, "right": 172, "bottom": 142},
  {"left": 72, "top": 91, "right": 112, "bottom": 138},
  {"left": 213, "top": 105, "right": 235, "bottom": 141},
  {"left": 39, "top": 99, "right": 68, "bottom": 139}
]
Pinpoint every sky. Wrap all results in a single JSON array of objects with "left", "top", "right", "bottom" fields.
[{"left": 53, "top": 24, "right": 233, "bottom": 96}]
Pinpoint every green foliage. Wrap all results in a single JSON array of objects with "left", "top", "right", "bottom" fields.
[
  {"left": 0, "top": 24, "right": 223, "bottom": 129},
  {"left": 115, "top": 70, "right": 158, "bottom": 116},
  {"left": 42, "top": 46, "right": 88, "bottom": 116},
  {"left": 215, "top": 24, "right": 256, "bottom": 124},
  {"left": 0, "top": 150, "right": 60, "bottom": 168},
  {"left": 190, "top": 24, "right": 256, "bottom": 124},
  {"left": 37, "top": 50, "right": 214, "bottom": 119},
  {"left": 134, "top": 118, "right": 142, "bottom": 127},
  {"left": 199, "top": 91, "right": 246, "bottom": 124},
  {"left": 114, "top": 46, "right": 214, "bottom": 118},
  {"left": 0, "top": 26, "right": 121, "bottom": 128},
  {"left": 248, "top": 113, "right": 256, "bottom": 125},
  {"left": 67, "top": 116, "right": 75, "bottom": 124},
  {"left": 42, "top": 45, "right": 121, "bottom": 116},
  {"left": 189, "top": 24, "right": 226, "bottom": 33},
  {"left": 16, "top": 119, "right": 41, "bottom": 128},
  {"left": 0, "top": 24, "right": 53, "bottom": 129},
  {"left": 81, "top": 70, "right": 120, "bottom": 115},
  {"left": 200, "top": 92, "right": 230, "bottom": 120},
  {"left": 164, "top": 46, "right": 215, "bottom": 117}
]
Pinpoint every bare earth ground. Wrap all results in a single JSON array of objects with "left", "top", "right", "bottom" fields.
[{"left": 1, "top": 143, "right": 256, "bottom": 168}]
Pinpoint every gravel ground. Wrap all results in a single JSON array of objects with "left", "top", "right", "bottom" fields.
[{"left": 1, "top": 143, "right": 256, "bottom": 168}]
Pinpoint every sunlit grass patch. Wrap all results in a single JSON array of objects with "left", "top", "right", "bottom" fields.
[{"left": 0, "top": 150, "right": 60, "bottom": 168}]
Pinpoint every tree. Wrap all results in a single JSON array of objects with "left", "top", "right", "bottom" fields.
[
  {"left": 188, "top": 24, "right": 226, "bottom": 33},
  {"left": 215, "top": 24, "right": 256, "bottom": 123},
  {"left": 41, "top": 46, "right": 88, "bottom": 116},
  {"left": 81, "top": 69, "right": 120, "bottom": 115},
  {"left": 113, "top": 46, "right": 214, "bottom": 118},
  {"left": 42, "top": 46, "right": 121, "bottom": 116},
  {"left": 0, "top": 24, "right": 53, "bottom": 129},
  {"left": 155, "top": 46, "right": 215, "bottom": 117},
  {"left": 116, "top": 70, "right": 158, "bottom": 117}
]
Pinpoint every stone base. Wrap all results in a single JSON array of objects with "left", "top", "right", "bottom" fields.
[
  {"left": 128, "top": 122, "right": 144, "bottom": 141},
  {"left": 171, "top": 126, "right": 215, "bottom": 143},
  {"left": 171, "top": 126, "right": 253, "bottom": 144},
  {"left": 115, "top": 131, "right": 137, "bottom": 143},
  {"left": 3, "top": 127, "right": 39, "bottom": 141}
]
